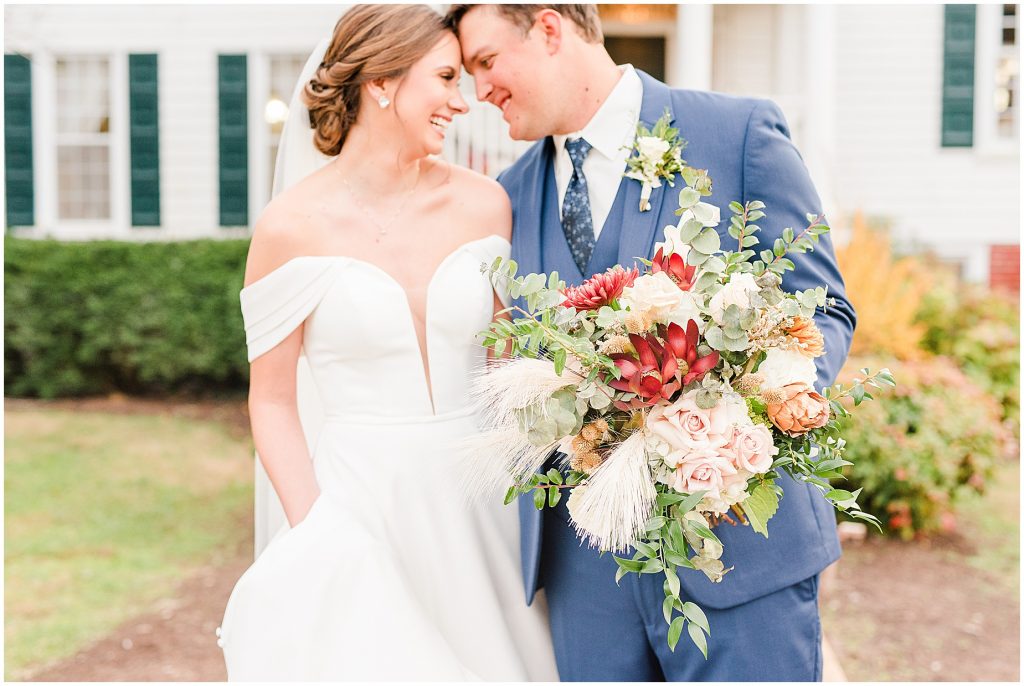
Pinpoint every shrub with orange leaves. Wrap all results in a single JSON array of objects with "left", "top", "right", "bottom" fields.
[{"left": 835, "top": 213, "right": 932, "bottom": 360}]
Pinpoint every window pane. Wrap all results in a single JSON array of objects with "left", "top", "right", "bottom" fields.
[
  {"left": 57, "top": 57, "right": 110, "bottom": 135},
  {"left": 997, "top": 5, "right": 1019, "bottom": 139},
  {"left": 58, "top": 145, "right": 110, "bottom": 219},
  {"left": 267, "top": 55, "right": 306, "bottom": 196}
]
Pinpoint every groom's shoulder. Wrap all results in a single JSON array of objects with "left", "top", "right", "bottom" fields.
[
  {"left": 671, "top": 86, "right": 775, "bottom": 126},
  {"left": 495, "top": 138, "right": 549, "bottom": 197},
  {"left": 667, "top": 85, "right": 790, "bottom": 136}
]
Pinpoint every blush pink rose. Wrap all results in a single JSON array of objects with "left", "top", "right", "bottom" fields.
[
  {"left": 726, "top": 424, "right": 779, "bottom": 474},
  {"left": 649, "top": 396, "right": 710, "bottom": 450},
  {"left": 672, "top": 449, "right": 738, "bottom": 496},
  {"left": 649, "top": 392, "right": 737, "bottom": 454}
]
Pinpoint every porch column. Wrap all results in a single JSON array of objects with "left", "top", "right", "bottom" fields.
[
  {"left": 667, "top": 4, "right": 713, "bottom": 90},
  {"left": 801, "top": 4, "right": 838, "bottom": 224}
]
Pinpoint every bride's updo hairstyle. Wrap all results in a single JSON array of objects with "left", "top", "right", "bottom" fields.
[{"left": 304, "top": 4, "right": 450, "bottom": 156}]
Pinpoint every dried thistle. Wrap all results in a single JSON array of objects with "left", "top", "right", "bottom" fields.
[
  {"left": 570, "top": 450, "right": 605, "bottom": 475},
  {"left": 598, "top": 334, "right": 634, "bottom": 356}
]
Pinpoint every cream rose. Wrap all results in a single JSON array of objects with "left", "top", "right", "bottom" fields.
[
  {"left": 619, "top": 272, "right": 701, "bottom": 329},
  {"left": 700, "top": 473, "right": 752, "bottom": 514},
  {"left": 708, "top": 272, "right": 759, "bottom": 325},
  {"left": 758, "top": 347, "right": 818, "bottom": 389},
  {"left": 707, "top": 391, "right": 753, "bottom": 441},
  {"left": 636, "top": 135, "right": 671, "bottom": 164}
]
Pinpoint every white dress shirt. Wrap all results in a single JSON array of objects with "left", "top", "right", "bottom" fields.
[{"left": 553, "top": 65, "right": 643, "bottom": 241}]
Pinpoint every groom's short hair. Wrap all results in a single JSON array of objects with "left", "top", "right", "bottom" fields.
[{"left": 446, "top": 4, "right": 603, "bottom": 44}]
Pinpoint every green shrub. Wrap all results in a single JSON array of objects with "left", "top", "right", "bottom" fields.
[
  {"left": 916, "top": 276, "right": 1020, "bottom": 435},
  {"left": 4, "top": 237, "right": 251, "bottom": 397},
  {"left": 837, "top": 357, "right": 1010, "bottom": 539}
]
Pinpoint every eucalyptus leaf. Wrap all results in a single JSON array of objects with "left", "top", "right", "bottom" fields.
[
  {"left": 691, "top": 228, "right": 721, "bottom": 254},
  {"left": 678, "top": 187, "right": 701, "bottom": 209},
  {"left": 702, "top": 256, "right": 726, "bottom": 274},
  {"left": 678, "top": 218, "right": 705, "bottom": 243}
]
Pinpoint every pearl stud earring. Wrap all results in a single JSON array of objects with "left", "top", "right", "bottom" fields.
[{"left": 378, "top": 95, "right": 390, "bottom": 109}]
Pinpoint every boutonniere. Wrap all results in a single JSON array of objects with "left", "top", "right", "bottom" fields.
[{"left": 623, "top": 108, "right": 687, "bottom": 212}]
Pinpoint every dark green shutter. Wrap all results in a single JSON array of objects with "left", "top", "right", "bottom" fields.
[
  {"left": 5, "top": 54, "right": 34, "bottom": 227},
  {"left": 129, "top": 54, "right": 161, "bottom": 226},
  {"left": 218, "top": 54, "right": 248, "bottom": 226},
  {"left": 942, "top": 5, "right": 976, "bottom": 147}
]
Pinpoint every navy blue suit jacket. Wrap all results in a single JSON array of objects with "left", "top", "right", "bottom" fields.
[{"left": 498, "top": 71, "right": 855, "bottom": 610}]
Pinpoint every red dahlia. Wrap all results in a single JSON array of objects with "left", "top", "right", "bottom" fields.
[{"left": 561, "top": 265, "right": 639, "bottom": 311}]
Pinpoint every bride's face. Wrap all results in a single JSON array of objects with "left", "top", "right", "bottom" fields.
[{"left": 391, "top": 32, "right": 468, "bottom": 156}]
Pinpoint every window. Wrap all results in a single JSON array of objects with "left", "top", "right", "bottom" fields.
[
  {"left": 994, "top": 4, "right": 1019, "bottom": 140},
  {"left": 56, "top": 56, "right": 112, "bottom": 220},
  {"left": 265, "top": 55, "right": 306, "bottom": 197}
]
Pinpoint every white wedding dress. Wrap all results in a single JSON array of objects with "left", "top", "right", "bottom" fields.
[{"left": 218, "top": 235, "right": 559, "bottom": 681}]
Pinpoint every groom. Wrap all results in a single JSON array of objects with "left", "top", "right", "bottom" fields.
[{"left": 449, "top": 4, "right": 855, "bottom": 681}]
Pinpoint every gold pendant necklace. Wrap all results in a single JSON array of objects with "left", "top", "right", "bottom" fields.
[{"left": 337, "top": 165, "right": 421, "bottom": 243}]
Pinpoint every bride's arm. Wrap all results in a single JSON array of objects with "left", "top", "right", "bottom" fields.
[
  {"left": 243, "top": 205, "right": 321, "bottom": 527},
  {"left": 248, "top": 329, "right": 321, "bottom": 528}
]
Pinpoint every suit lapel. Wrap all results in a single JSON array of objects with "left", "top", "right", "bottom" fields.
[
  {"left": 616, "top": 71, "right": 681, "bottom": 267},
  {"left": 510, "top": 139, "right": 553, "bottom": 278}
]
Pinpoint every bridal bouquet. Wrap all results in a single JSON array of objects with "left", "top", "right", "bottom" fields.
[{"left": 468, "top": 162, "right": 893, "bottom": 657}]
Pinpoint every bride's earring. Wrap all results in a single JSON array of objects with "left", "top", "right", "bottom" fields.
[{"left": 378, "top": 95, "right": 390, "bottom": 109}]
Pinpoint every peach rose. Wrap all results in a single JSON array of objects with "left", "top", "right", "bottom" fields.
[
  {"left": 726, "top": 423, "right": 779, "bottom": 474},
  {"left": 765, "top": 383, "right": 831, "bottom": 436}
]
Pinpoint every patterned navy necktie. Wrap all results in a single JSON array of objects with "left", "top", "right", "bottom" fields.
[{"left": 561, "top": 137, "right": 595, "bottom": 275}]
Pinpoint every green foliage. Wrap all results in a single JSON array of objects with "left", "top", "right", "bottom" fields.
[
  {"left": 836, "top": 357, "right": 1009, "bottom": 539},
  {"left": 915, "top": 275, "right": 1020, "bottom": 435},
  {"left": 4, "top": 237, "right": 250, "bottom": 398}
]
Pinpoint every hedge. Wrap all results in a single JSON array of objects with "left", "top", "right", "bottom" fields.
[{"left": 5, "top": 237, "right": 251, "bottom": 398}]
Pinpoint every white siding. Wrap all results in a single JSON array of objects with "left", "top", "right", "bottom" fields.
[
  {"left": 5, "top": 4, "right": 345, "bottom": 241},
  {"left": 832, "top": 4, "right": 1019, "bottom": 278}
]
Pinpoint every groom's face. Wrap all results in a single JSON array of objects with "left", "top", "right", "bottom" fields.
[{"left": 458, "top": 6, "right": 556, "bottom": 141}]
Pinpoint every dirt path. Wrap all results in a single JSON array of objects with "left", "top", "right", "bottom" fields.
[
  {"left": 25, "top": 535, "right": 250, "bottom": 682},
  {"left": 24, "top": 523, "right": 1020, "bottom": 682},
  {"left": 821, "top": 535, "right": 1020, "bottom": 682}
]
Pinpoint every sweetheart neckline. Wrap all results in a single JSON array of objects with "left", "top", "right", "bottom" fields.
[{"left": 242, "top": 234, "right": 510, "bottom": 416}]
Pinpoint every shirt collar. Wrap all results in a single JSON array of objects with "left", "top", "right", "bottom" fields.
[{"left": 554, "top": 64, "right": 643, "bottom": 160}]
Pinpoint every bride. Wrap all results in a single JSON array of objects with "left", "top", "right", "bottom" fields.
[{"left": 218, "top": 5, "right": 558, "bottom": 680}]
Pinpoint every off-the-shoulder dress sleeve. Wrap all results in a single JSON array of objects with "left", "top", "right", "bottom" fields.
[{"left": 239, "top": 258, "right": 345, "bottom": 362}]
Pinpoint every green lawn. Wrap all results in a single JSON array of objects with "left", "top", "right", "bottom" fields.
[{"left": 4, "top": 405, "right": 254, "bottom": 679}]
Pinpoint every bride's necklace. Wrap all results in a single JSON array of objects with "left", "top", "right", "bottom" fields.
[{"left": 337, "top": 165, "right": 421, "bottom": 243}]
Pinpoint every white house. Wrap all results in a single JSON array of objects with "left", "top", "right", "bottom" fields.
[{"left": 4, "top": 3, "right": 1019, "bottom": 287}]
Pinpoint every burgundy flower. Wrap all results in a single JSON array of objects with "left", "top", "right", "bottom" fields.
[
  {"left": 650, "top": 247, "right": 697, "bottom": 291},
  {"left": 605, "top": 321, "right": 720, "bottom": 410},
  {"left": 561, "top": 265, "right": 639, "bottom": 311}
]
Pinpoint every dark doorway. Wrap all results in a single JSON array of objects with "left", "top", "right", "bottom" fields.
[{"left": 604, "top": 36, "right": 666, "bottom": 81}]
